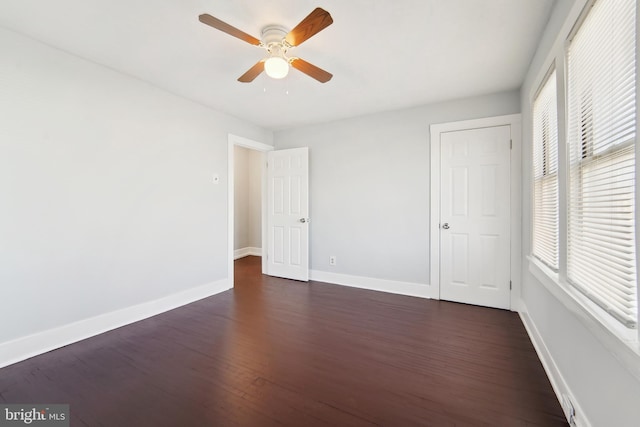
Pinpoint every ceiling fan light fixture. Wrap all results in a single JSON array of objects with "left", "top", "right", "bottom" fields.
[{"left": 264, "top": 50, "right": 289, "bottom": 79}]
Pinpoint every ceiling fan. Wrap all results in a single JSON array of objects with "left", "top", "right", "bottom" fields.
[{"left": 199, "top": 8, "right": 333, "bottom": 83}]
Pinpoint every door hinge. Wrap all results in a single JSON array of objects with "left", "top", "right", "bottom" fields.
[
  {"left": 510, "top": 139, "right": 513, "bottom": 149},
  {"left": 509, "top": 280, "right": 512, "bottom": 290}
]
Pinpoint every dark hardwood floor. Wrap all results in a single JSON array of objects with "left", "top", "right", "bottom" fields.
[{"left": 0, "top": 256, "right": 567, "bottom": 426}]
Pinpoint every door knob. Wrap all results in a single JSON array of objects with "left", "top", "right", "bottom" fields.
[
  {"left": 442, "top": 223, "right": 450, "bottom": 230},
  {"left": 299, "top": 218, "right": 309, "bottom": 223}
]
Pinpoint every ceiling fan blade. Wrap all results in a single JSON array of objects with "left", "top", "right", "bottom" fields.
[
  {"left": 199, "top": 14, "right": 261, "bottom": 46},
  {"left": 285, "top": 8, "right": 333, "bottom": 47},
  {"left": 238, "top": 61, "right": 265, "bottom": 82},
  {"left": 290, "top": 58, "right": 332, "bottom": 83}
]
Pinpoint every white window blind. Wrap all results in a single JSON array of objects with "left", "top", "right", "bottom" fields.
[
  {"left": 532, "top": 70, "right": 559, "bottom": 270},
  {"left": 566, "top": 0, "right": 637, "bottom": 328}
]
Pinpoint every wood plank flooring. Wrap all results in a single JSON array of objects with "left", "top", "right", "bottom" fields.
[{"left": 0, "top": 256, "right": 567, "bottom": 426}]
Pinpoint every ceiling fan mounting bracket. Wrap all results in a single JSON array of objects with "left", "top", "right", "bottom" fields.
[{"left": 260, "top": 25, "right": 289, "bottom": 47}]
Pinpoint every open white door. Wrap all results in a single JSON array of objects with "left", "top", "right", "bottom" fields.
[
  {"left": 266, "top": 147, "right": 309, "bottom": 281},
  {"left": 439, "top": 125, "right": 511, "bottom": 309}
]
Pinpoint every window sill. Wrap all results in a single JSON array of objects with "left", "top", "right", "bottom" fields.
[{"left": 527, "top": 256, "right": 640, "bottom": 381}]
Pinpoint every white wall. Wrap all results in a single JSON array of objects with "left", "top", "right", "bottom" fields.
[
  {"left": 0, "top": 27, "right": 271, "bottom": 360},
  {"left": 247, "top": 149, "right": 262, "bottom": 249},
  {"left": 274, "top": 91, "right": 520, "bottom": 288},
  {"left": 519, "top": 1, "right": 640, "bottom": 426},
  {"left": 234, "top": 145, "right": 261, "bottom": 251}
]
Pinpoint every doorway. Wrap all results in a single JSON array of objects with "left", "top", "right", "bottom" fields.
[
  {"left": 228, "top": 134, "right": 273, "bottom": 288},
  {"left": 234, "top": 145, "right": 263, "bottom": 259},
  {"left": 429, "top": 115, "right": 522, "bottom": 310},
  {"left": 228, "top": 136, "right": 311, "bottom": 287}
]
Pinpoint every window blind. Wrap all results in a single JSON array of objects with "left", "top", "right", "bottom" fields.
[
  {"left": 532, "top": 70, "right": 559, "bottom": 270},
  {"left": 566, "top": 0, "right": 637, "bottom": 328}
]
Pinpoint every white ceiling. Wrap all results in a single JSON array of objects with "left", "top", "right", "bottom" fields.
[{"left": 0, "top": 0, "right": 555, "bottom": 130}]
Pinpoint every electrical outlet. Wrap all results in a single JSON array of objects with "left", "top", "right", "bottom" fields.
[{"left": 329, "top": 256, "right": 336, "bottom": 266}]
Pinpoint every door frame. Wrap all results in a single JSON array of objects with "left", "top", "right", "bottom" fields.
[
  {"left": 429, "top": 114, "right": 522, "bottom": 310},
  {"left": 228, "top": 134, "right": 274, "bottom": 288}
]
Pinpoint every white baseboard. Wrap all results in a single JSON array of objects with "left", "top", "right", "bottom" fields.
[
  {"left": 310, "top": 270, "right": 434, "bottom": 299},
  {"left": 234, "top": 247, "right": 262, "bottom": 260},
  {"left": 0, "top": 279, "right": 231, "bottom": 369},
  {"left": 519, "top": 309, "right": 592, "bottom": 427}
]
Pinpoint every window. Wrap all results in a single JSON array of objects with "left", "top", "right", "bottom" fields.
[
  {"left": 566, "top": 0, "right": 637, "bottom": 328},
  {"left": 532, "top": 70, "right": 559, "bottom": 270}
]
